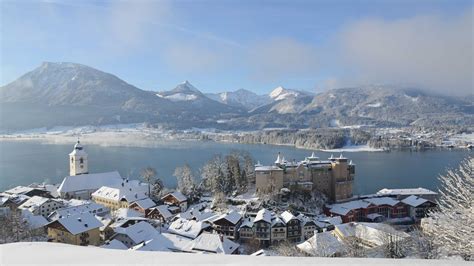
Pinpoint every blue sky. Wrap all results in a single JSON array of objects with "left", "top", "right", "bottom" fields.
[{"left": 1, "top": 0, "right": 472, "bottom": 95}]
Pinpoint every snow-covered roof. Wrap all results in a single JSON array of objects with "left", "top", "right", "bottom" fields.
[
  {"left": 376, "top": 187, "right": 437, "bottom": 196},
  {"left": 130, "top": 198, "right": 156, "bottom": 210},
  {"left": 48, "top": 201, "right": 108, "bottom": 221},
  {"left": 255, "top": 165, "right": 282, "bottom": 171},
  {"left": 183, "top": 233, "right": 239, "bottom": 254},
  {"left": 364, "top": 197, "right": 400, "bottom": 206},
  {"left": 271, "top": 216, "right": 286, "bottom": 226},
  {"left": 101, "top": 239, "right": 128, "bottom": 250},
  {"left": 327, "top": 200, "right": 372, "bottom": 216},
  {"left": 153, "top": 205, "right": 173, "bottom": 219},
  {"left": 21, "top": 209, "right": 49, "bottom": 229},
  {"left": 275, "top": 153, "right": 283, "bottom": 164},
  {"left": 168, "top": 218, "right": 210, "bottom": 239},
  {"left": 297, "top": 231, "right": 345, "bottom": 256},
  {"left": 51, "top": 212, "right": 103, "bottom": 235},
  {"left": 175, "top": 204, "right": 216, "bottom": 222},
  {"left": 317, "top": 215, "right": 342, "bottom": 225},
  {"left": 18, "top": 196, "right": 60, "bottom": 213},
  {"left": 58, "top": 171, "right": 123, "bottom": 194},
  {"left": 401, "top": 195, "right": 430, "bottom": 207},
  {"left": 113, "top": 208, "right": 144, "bottom": 219},
  {"left": 335, "top": 222, "right": 410, "bottom": 246},
  {"left": 114, "top": 221, "right": 158, "bottom": 244},
  {"left": 239, "top": 217, "right": 254, "bottom": 229},
  {"left": 212, "top": 211, "right": 242, "bottom": 225},
  {"left": 92, "top": 183, "right": 148, "bottom": 203},
  {"left": 280, "top": 211, "right": 297, "bottom": 224},
  {"left": 162, "top": 191, "right": 187, "bottom": 203},
  {"left": 254, "top": 208, "right": 272, "bottom": 224},
  {"left": 4, "top": 186, "right": 37, "bottom": 195},
  {"left": 69, "top": 140, "right": 87, "bottom": 156},
  {"left": 132, "top": 232, "right": 190, "bottom": 252}
]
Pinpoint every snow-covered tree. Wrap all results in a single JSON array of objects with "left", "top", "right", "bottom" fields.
[
  {"left": 140, "top": 167, "right": 164, "bottom": 200},
  {"left": 424, "top": 157, "right": 473, "bottom": 260},
  {"left": 174, "top": 164, "right": 198, "bottom": 201},
  {"left": 201, "top": 155, "right": 228, "bottom": 195}
]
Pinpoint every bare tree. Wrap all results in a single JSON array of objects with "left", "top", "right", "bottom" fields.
[
  {"left": 140, "top": 167, "right": 164, "bottom": 200},
  {"left": 424, "top": 157, "right": 473, "bottom": 260}
]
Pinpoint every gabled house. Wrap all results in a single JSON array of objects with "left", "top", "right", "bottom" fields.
[
  {"left": 111, "top": 221, "right": 159, "bottom": 248},
  {"left": 299, "top": 215, "right": 317, "bottom": 240},
  {"left": 253, "top": 208, "right": 272, "bottom": 247},
  {"left": 18, "top": 196, "right": 64, "bottom": 218},
  {"left": 146, "top": 205, "right": 174, "bottom": 223},
  {"left": 210, "top": 211, "right": 243, "bottom": 240},
  {"left": 161, "top": 192, "right": 188, "bottom": 212},
  {"left": 281, "top": 211, "right": 301, "bottom": 243},
  {"left": 129, "top": 198, "right": 156, "bottom": 214},
  {"left": 401, "top": 195, "right": 437, "bottom": 221},
  {"left": 91, "top": 181, "right": 148, "bottom": 210},
  {"left": 271, "top": 215, "right": 287, "bottom": 244},
  {"left": 238, "top": 217, "right": 254, "bottom": 242},
  {"left": 47, "top": 212, "right": 102, "bottom": 246}
]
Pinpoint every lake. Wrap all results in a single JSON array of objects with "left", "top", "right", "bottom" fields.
[{"left": 0, "top": 140, "right": 470, "bottom": 195}]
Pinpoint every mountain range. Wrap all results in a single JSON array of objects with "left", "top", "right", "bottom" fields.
[{"left": 0, "top": 62, "right": 472, "bottom": 131}]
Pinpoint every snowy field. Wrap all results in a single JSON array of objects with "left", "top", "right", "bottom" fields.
[{"left": 0, "top": 242, "right": 468, "bottom": 266}]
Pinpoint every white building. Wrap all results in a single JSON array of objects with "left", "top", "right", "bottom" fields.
[
  {"left": 58, "top": 141, "right": 124, "bottom": 200},
  {"left": 18, "top": 196, "right": 64, "bottom": 217},
  {"left": 69, "top": 140, "right": 88, "bottom": 176}
]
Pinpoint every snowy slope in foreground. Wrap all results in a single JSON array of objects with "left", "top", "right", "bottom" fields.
[{"left": 0, "top": 242, "right": 466, "bottom": 266}]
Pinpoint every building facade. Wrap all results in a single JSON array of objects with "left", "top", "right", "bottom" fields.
[
  {"left": 255, "top": 153, "right": 355, "bottom": 202},
  {"left": 69, "top": 140, "right": 88, "bottom": 176}
]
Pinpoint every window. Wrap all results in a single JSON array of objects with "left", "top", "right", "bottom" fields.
[{"left": 80, "top": 158, "right": 84, "bottom": 164}]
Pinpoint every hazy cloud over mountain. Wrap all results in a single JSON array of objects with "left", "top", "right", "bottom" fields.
[
  {"left": 337, "top": 9, "right": 473, "bottom": 95},
  {"left": 1, "top": 1, "right": 472, "bottom": 95}
]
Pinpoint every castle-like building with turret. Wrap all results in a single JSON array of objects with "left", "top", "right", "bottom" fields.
[{"left": 255, "top": 153, "right": 355, "bottom": 202}]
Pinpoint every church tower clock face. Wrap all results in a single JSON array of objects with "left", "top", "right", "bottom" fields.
[{"left": 69, "top": 140, "right": 89, "bottom": 176}]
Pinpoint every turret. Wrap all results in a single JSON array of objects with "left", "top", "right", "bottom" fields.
[{"left": 69, "top": 139, "right": 88, "bottom": 176}]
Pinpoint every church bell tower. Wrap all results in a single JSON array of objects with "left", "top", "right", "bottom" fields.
[{"left": 69, "top": 139, "right": 88, "bottom": 176}]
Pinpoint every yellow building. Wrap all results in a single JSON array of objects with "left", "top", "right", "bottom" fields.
[
  {"left": 91, "top": 181, "right": 149, "bottom": 210},
  {"left": 47, "top": 212, "right": 102, "bottom": 246},
  {"left": 255, "top": 153, "right": 355, "bottom": 202}
]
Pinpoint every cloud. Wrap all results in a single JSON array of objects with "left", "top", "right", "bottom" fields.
[
  {"left": 247, "top": 38, "right": 319, "bottom": 82},
  {"left": 162, "top": 43, "right": 230, "bottom": 74},
  {"left": 337, "top": 9, "right": 473, "bottom": 95}
]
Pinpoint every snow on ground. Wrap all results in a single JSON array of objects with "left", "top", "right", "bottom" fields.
[
  {"left": 321, "top": 145, "right": 384, "bottom": 152},
  {"left": 366, "top": 102, "right": 382, "bottom": 108},
  {"left": 448, "top": 133, "right": 474, "bottom": 143},
  {"left": 0, "top": 242, "right": 466, "bottom": 266}
]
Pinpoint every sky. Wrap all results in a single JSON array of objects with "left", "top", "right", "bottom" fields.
[{"left": 1, "top": 0, "right": 472, "bottom": 95}]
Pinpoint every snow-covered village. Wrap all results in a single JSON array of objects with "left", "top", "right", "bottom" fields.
[
  {"left": 0, "top": 140, "right": 471, "bottom": 264},
  {"left": 1, "top": 0, "right": 473, "bottom": 265}
]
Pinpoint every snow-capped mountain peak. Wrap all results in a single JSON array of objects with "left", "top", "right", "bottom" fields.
[
  {"left": 269, "top": 86, "right": 299, "bottom": 101},
  {"left": 172, "top": 80, "right": 202, "bottom": 94},
  {"left": 156, "top": 81, "right": 204, "bottom": 102}
]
